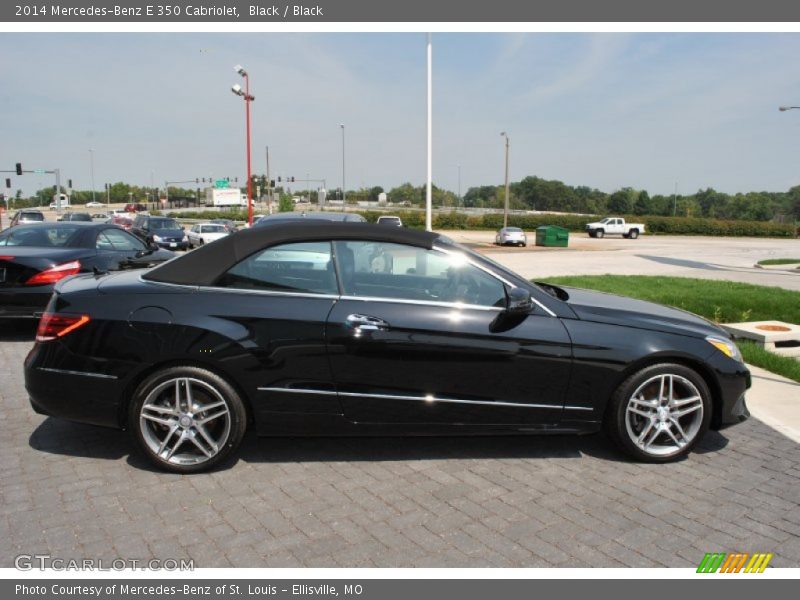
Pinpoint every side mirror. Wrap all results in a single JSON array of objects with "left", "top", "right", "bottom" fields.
[{"left": 506, "top": 287, "right": 533, "bottom": 314}]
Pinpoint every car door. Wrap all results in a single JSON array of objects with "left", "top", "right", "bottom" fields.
[{"left": 326, "top": 240, "right": 573, "bottom": 426}]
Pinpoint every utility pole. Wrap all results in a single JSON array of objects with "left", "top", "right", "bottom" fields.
[
  {"left": 501, "top": 132, "right": 510, "bottom": 228},
  {"left": 672, "top": 181, "right": 678, "bottom": 216},
  {"left": 425, "top": 33, "right": 433, "bottom": 231},
  {"left": 265, "top": 145, "right": 272, "bottom": 214}
]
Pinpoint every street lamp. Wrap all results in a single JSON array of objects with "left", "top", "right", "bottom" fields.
[
  {"left": 340, "top": 124, "right": 346, "bottom": 203},
  {"left": 88, "top": 148, "right": 96, "bottom": 203},
  {"left": 231, "top": 64, "right": 255, "bottom": 226},
  {"left": 500, "top": 132, "right": 510, "bottom": 228},
  {"left": 779, "top": 106, "right": 800, "bottom": 111}
]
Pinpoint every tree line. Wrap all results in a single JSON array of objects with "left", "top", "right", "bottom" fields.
[{"left": 6, "top": 175, "right": 800, "bottom": 222}]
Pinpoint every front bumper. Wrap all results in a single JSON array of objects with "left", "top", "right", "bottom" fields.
[
  {"left": 708, "top": 353, "right": 751, "bottom": 429},
  {"left": 154, "top": 241, "right": 188, "bottom": 251}
]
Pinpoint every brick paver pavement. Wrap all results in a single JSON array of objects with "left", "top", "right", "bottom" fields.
[{"left": 2, "top": 322, "right": 799, "bottom": 568}]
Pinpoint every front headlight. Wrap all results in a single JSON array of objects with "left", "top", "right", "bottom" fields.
[
  {"left": 152, "top": 234, "right": 163, "bottom": 242},
  {"left": 706, "top": 336, "right": 743, "bottom": 362}
]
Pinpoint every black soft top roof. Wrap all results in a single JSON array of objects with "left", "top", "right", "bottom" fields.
[{"left": 143, "top": 221, "right": 439, "bottom": 286}]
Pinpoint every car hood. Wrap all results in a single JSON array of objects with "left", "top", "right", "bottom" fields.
[
  {"left": 151, "top": 229, "right": 184, "bottom": 238},
  {"left": 560, "top": 286, "right": 728, "bottom": 339}
]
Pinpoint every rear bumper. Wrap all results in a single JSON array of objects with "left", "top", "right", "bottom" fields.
[
  {"left": 24, "top": 341, "right": 125, "bottom": 429},
  {"left": 0, "top": 286, "right": 54, "bottom": 318}
]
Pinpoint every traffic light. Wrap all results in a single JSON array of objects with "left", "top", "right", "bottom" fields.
[
  {"left": 5, "top": 178, "right": 10, "bottom": 188},
  {"left": 290, "top": 176, "right": 295, "bottom": 182},
  {"left": 15, "top": 163, "right": 22, "bottom": 176},
  {"left": 277, "top": 176, "right": 281, "bottom": 182},
  {"left": 68, "top": 179, "right": 72, "bottom": 189},
  {"left": 196, "top": 178, "right": 199, "bottom": 184},
  {"left": 270, "top": 180, "right": 275, "bottom": 188}
]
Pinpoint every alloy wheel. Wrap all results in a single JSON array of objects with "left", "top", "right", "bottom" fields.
[
  {"left": 139, "top": 377, "right": 232, "bottom": 466},
  {"left": 624, "top": 373, "right": 704, "bottom": 457}
]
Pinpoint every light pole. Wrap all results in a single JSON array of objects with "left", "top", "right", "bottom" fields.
[
  {"left": 457, "top": 164, "right": 461, "bottom": 208},
  {"left": 425, "top": 33, "right": 433, "bottom": 232},
  {"left": 779, "top": 106, "right": 800, "bottom": 112},
  {"left": 500, "top": 132, "right": 510, "bottom": 228},
  {"left": 88, "top": 148, "right": 96, "bottom": 203},
  {"left": 340, "top": 124, "right": 346, "bottom": 203},
  {"left": 232, "top": 65, "right": 255, "bottom": 226}
]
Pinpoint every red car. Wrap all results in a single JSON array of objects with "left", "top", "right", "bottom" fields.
[
  {"left": 124, "top": 203, "right": 147, "bottom": 213},
  {"left": 110, "top": 215, "right": 134, "bottom": 230}
]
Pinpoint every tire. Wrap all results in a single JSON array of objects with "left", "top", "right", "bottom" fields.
[
  {"left": 588, "top": 231, "right": 596, "bottom": 238},
  {"left": 629, "top": 229, "right": 639, "bottom": 239},
  {"left": 128, "top": 366, "right": 247, "bottom": 473},
  {"left": 595, "top": 229, "right": 605, "bottom": 239},
  {"left": 604, "top": 363, "right": 711, "bottom": 462}
]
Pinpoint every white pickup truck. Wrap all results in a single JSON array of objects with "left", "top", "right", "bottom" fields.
[{"left": 585, "top": 217, "right": 645, "bottom": 239}]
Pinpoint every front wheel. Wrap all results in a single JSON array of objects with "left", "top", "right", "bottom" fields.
[
  {"left": 629, "top": 229, "right": 639, "bottom": 239},
  {"left": 595, "top": 229, "right": 605, "bottom": 239},
  {"left": 605, "top": 363, "right": 711, "bottom": 462},
  {"left": 129, "top": 366, "right": 247, "bottom": 473}
]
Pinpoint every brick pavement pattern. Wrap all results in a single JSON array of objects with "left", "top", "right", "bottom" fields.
[{"left": 1, "top": 323, "right": 799, "bottom": 568}]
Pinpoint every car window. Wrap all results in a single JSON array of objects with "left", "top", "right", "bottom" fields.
[
  {"left": 334, "top": 241, "right": 507, "bottom": 308},
  {"left": 1, "top": 226, "right": 81, "bottom": 247},
  {"left": 150, "top": 219, "right": 179, "bottom": 230},
  {"left": 201, "top": 225, "right": 226, "bottom": 233},
  {"left": 215, "top": 241, "right": 337, "bottom": 295},
  {"left": 99, "top": 228, "right": 146, "bottom": 251}
]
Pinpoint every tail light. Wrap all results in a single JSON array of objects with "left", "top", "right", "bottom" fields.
[
  {"left": 36, "top": 312, "right": 91, "bottom": 342},
  {"left": 0, "top": 255, "right": 15, "bottom": 261},
  {"left": 25, "top": 260, "right": 81, "bottom": 286}
]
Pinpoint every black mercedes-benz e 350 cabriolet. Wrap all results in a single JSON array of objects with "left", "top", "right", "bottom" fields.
[{"left": 24, "top": 222, "right": 749, "bottom": 472}]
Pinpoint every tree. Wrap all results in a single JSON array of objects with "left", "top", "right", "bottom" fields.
[{"left": 607, "top": 188, "right": 637, "bottom": 214}]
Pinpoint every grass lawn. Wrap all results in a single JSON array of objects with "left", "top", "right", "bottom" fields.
[
  {"left": 757, "top": 258, "right": 800, "bottom": 266},
  {"left": 538, "top": 275, "right": 800, "bottom": 383}
]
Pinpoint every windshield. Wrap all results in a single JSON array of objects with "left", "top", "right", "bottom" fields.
[
  {"left": 201, "top": 225, "right": 226, "bottom": 233},
  {"left": 0, "top": 225, "right": 82, "bottom": 247},
  {"left": 504, "top": 227, "right": 522, "bottom": 232},
  {"left": 600, "top": 218, "right": 612, "bottom": 224},
  {"left": 150, "top": 219, "right": 180, "bottom": 230},
  {"left": 20, "top": 212, "right": 45, "bottom": 221}
]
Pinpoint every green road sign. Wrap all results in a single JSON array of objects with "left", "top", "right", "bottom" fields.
[
  {"left": 214, "top": 179, "right": 229, "bottom": 189},
  {"left": 34, "top": 169, "right": 46, "bottom": 174}
]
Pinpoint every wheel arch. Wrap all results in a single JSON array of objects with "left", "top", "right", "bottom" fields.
[{"left": 117, "top": 359, "right": 255, "bottom": 431}]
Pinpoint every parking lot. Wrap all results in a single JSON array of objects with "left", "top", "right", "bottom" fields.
[{"left": 1, "top": 318, "right": 799, "bottom": 568}]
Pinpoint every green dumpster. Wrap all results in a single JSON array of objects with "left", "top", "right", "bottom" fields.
[{"left": 535, "top": 225, "right": 569, "bottom": 247}]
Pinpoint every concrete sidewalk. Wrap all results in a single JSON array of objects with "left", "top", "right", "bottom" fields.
[{"left": 746, "top": 364, "right": 800, "bottom": 443}]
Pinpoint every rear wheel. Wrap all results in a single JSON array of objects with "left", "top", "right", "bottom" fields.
[
  {"left": 605, "top": 363, "right": 711, "bottom": 462},
  {"left": 129, "top": 366, "right": 247, "bottom": 473},
  {"left": 630, "top": 229, "right": 640, "bottom": 239}
]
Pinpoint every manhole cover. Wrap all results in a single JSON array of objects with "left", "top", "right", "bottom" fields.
[{"left": 755, "top": 324, "right": 792, "bottom": 332}]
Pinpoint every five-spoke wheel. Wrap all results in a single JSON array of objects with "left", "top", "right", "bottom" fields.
[
  {"left": 130, "top": 366, "right": 247, "bottom": 473},
  {"left": 606, "top": 364, "right": 711, "bottom": 462}
]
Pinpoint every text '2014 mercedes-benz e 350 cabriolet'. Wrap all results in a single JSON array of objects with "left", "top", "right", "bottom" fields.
[{"left": 24, "top": 222, "right": 750, "bottom": 472}]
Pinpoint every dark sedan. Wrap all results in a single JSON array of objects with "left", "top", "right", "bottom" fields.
[
  {"left": 130, "top": 216, "right": 189, "bottom": 251},
  {"left": 0, "top": 222, "right": 175, "bottom": 318},
  {"left": 24, "top": 223, "right": 750, "bottom": 473}
]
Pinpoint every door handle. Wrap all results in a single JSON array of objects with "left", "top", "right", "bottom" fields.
[{"left": 346, "top": 313, "right": 389, "bottom": 332}]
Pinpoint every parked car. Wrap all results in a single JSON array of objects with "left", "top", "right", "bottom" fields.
[
  {"left": 24, "top": 222, "right": 750, "bottom": 473},
  {"left": 130, "top": 215, "right": 189, "bottom": 251},
  {"left": 9, "top": 210, "right": 45, "bottom": 227},
  {"left": 124, "top": 203, "right": 148, "bottom": 213},
  {"left": 91, "top": 213, "right": 111, "bottom": 223},
  {"left": 585, "top": 217, "right": 645, "bottom": 239},
  {"left": 254, "top": 211, "right": 367, "bottom": 227},
  {"left": 376, "top": 215, "right": 403, "bottom": 227},
  {"left": 187, "top": 223, "right": 230, "bottom": 248},
  {"left": 0, "top": 222, "right": 174, "bottom": 319},
  {"left": 58, "top": 212, "right": 92, "bottom": 222},
  {"left": 85, "top": 201, "right": 105, "bottom": 208},
  {"left": 495, "top": 227, "right": 527, "bottom": 247},
  {"left": 109, "top": 215, "right": 134, "bottom": 230}
]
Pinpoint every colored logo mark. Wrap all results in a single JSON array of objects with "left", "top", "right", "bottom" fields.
[{"left": 697, "top": 552, "right": 773, "bottom": 573}]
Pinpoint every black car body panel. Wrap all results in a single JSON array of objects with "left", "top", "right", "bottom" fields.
[{"left": 24, "top": 223, "right": 750, "bottom": 450}]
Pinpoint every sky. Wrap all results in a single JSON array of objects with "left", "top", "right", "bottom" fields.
[{"left": 2, "top": 32, "right": 800, "bottom": 197}]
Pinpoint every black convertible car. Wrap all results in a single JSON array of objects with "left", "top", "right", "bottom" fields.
[
  {"left": 0, "top": 222, "right": 175, "bottom": 318},
  {"left": 24, "top": 223, "right": 749, "bottom": 472}
]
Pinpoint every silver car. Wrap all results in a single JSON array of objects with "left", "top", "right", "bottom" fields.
[{"left": 495, "top": 226, "right": 527, "bottom": 246}]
